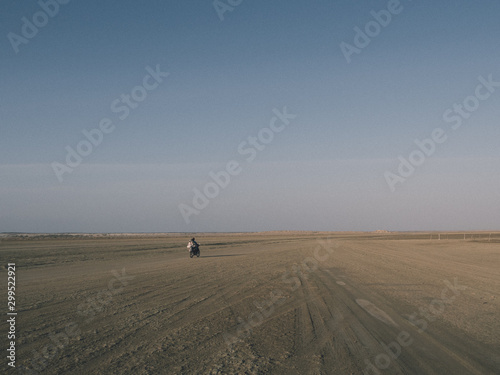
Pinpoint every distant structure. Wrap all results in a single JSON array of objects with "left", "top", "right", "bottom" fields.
[{"left": 373, "top": 230, "right": 390, "bottom": 233}]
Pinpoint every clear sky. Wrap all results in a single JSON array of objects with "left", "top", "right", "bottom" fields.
[{"left": 1, "top": 0, "right": 500, "bottom": 232}]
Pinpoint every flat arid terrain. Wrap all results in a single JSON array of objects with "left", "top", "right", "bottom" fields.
[{"left": 2, "top": 232, "right": 499, "bottom": 374}]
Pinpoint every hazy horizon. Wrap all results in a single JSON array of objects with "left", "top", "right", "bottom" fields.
[{"left": 2, "top": 0, "right": 500, "bottom": 233}]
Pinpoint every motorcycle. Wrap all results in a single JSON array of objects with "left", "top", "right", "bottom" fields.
[{"left": 189, "top": 246, "right": 200, "bottom": 258}]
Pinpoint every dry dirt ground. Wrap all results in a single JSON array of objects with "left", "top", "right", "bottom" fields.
[{"left": 1, "top": 232, "right": 499, "bottom": 374}]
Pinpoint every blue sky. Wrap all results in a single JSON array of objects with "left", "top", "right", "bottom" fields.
[{"left": 1, "top": 0, "right": 500, "bottom": 232}]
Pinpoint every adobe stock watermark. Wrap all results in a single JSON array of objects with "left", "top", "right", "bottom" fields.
[
  {"left": 178, "top": 106, "right": 297, "bottom": 224},
  {"left": 385, "top": 74, "right": 500, "bottom": 192},
  {"left": 223, "top": 238, "right": 340, "bottom": 349},
  {"left": 75, "top": 268, "right": 135, "bottom": 323},
  {"left": 213, "top": 0, "right": 243, "bottom": 21},
  {"left": 7, "top": 0, "right": 71, "bottom": 54},
  {"left": 16, "top": 268, "right": 134, "bottom": 375},
  {"left": 363, "top": 278, "right": 467, "bottom": 374},
  {"left": 340, "top": 0, "right": 409, "bottom": 63},
  {"left": 51, "top": 64, "right": 169, "bottom": 182}
]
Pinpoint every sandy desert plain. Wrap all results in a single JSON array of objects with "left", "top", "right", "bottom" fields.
[{"left": 1, "top": 231, "right": 499, "bottom": 375}]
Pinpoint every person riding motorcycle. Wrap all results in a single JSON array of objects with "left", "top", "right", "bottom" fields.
[{"left": 187, "top": 238, "right": 199, "bottom": 255}]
